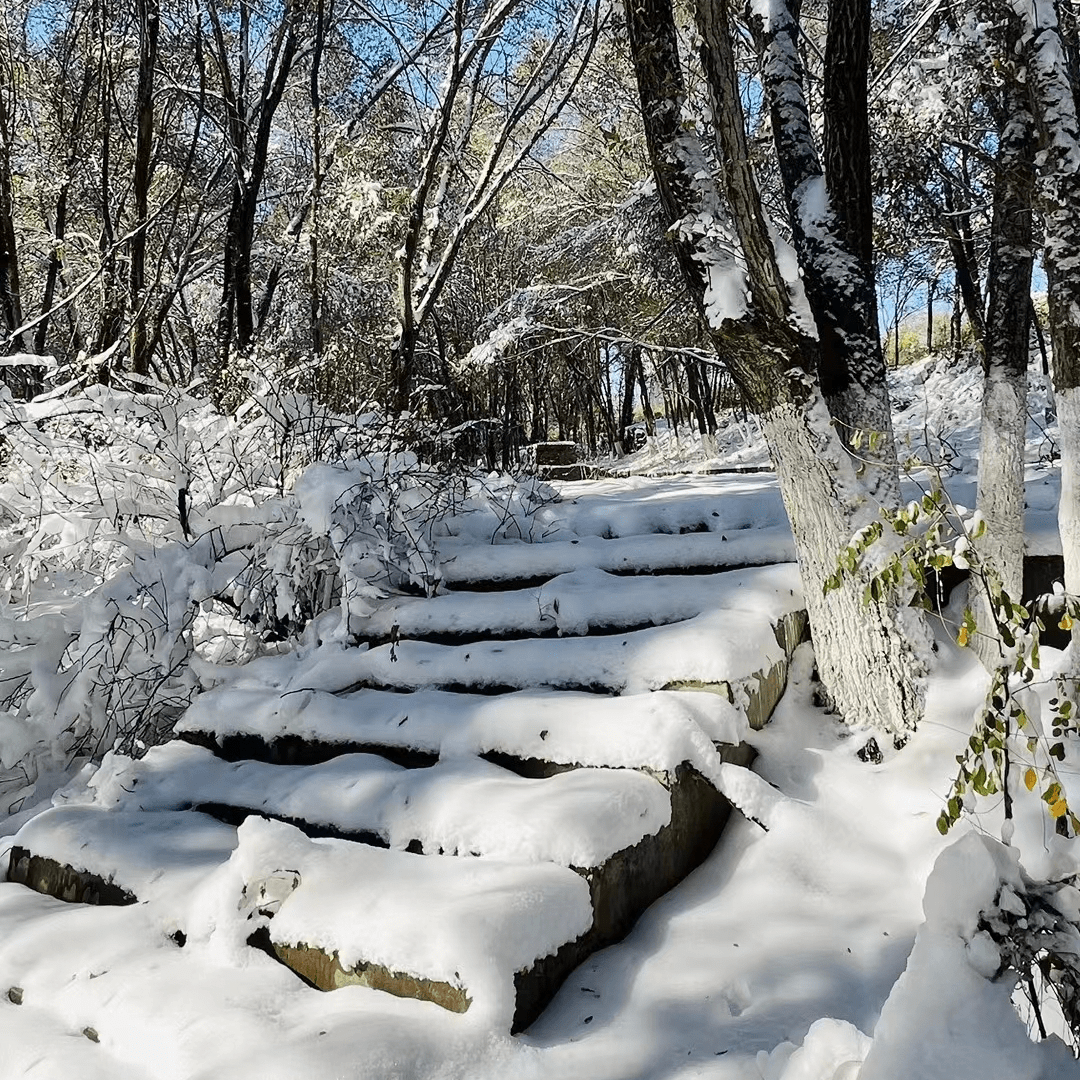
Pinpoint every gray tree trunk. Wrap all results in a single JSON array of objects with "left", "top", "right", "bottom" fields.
[
  {"left": 1015, "top": 0, "right": 1080, "bottom": 654},
  {"left": 626, "top": 0, "right": 929, "bottom": 736},
  {"left": 973, "top": 78, "right": 1036, "bottom": 668}
]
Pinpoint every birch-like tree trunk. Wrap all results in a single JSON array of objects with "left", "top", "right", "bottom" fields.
[
  {"left": 626, "top": 0, "right": 929, "bottom": 736},
  {"left": 1015, "top": 0, "right": 1080, "bottom": 654},
  {"left": 741, "top": 0, "right": 898, "bottom": 504},
  {"left": 973, "top": 82, "right": 1035, "bottom": 668}
]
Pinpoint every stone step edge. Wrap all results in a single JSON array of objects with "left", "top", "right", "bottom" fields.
[
  {"left": 439, "top": 558, "right": 788, "bottom": 594},
  {"left": 663, "top": 609, "right": 808, "bottom": 731},
  {"left": 175, "top": 608, "right": 808, "bottom": 772},
  {"left": 243, "top": 752, "right": 752, "bottom": 1032},
  {"left": 357, "top": 614, "right": 697, "bottom": 649},
  {"left": 7, "top": 848, "right": 136, "bottom": 906}
]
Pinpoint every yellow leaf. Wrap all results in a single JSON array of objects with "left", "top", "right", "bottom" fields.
[
  {"left": 957, "top": 625, "right": 969, "bottom": 647},
  {"left": 1051, "top": 798, "right": 1069, "bottom": 819},
  {"left": 1060, "top": 614, "right": 1074, "bottom": 631},
  {"left": 1025, "top": 768, "right": 1038, "bottom": 792}
]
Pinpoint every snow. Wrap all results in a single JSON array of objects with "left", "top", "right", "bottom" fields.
[
  {"left": 2, "top": 350, "right": 1079, "bottom": 1077},
  {"left": 191, "top": 579, "right": 800, "bottom": 698},
  {"left": 705, "top": 262, "right": 750, "bottom": 326},
  {"left": 78, "top": 741, "right": 674, "bottom": 868},
  {"left": 177, "top": 685, "right": 749, "bottom": 774},
  {"left": 359, "top": 564, "right": 802, "bottom": 640},
  {"left": 439, "top": 527, "right": 798, "bottom": 585},
  {"left": 859, "top": 833, "right": 1078, "bottom": 1079},
  {"left": 235, "top": 816, "right": 595, "bottom": 1030},
  {"left": 5, "top": 806, "right": 238, "bottom": 906}
]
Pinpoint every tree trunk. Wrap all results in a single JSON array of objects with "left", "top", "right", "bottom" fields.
[
  {"left": 619, "top": 350, "right": 637, "bottom": 452},
  {"left": 628, "top": 0, "right": 928, "bottom": 735},
  {"left": 1031, "top": 299, "right": 1049, "bottom": 377},
  {"left": 637, "top": 353, "right": 656, "bottom": 437},
  {"left": 130, "top": 0, "right": 160, "bottom": 379},
  {"left": 0, "top": 91, "right": 24, "bottom": 356},
  {"left": 208, "top": 0, "right": 302, "bottom": 406},
  {"left": 943, "top": 175, "right": 987, "bottom": 345},
  {"left": 1017, "top": 0, "right": 1080, "bottom": 650},
  {"left": 740, "top": 0, "right": 899, "bottom": 501},
  {"left": 973, "top": 81, "right": 1035, "bottom": 667},
  {"left": 927, "top": 284, "right": 934, "bottom": 354}
]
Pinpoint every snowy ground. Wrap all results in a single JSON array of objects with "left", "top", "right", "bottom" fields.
[
  {"left": 1, "top": 631, "right": 1075, "bottom": 1079},
  {"left": 1, "top": 354, "right": 1079, "bottom": 1078}
]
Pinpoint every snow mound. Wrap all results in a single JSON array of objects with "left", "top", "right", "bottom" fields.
[{"left": 860, "top": 832, "right": 1077, "bottom": 1080}]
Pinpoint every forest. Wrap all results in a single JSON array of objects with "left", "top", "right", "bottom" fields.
[{"left": 2, "top": 0, "right": 1080, "bottom": 1074}]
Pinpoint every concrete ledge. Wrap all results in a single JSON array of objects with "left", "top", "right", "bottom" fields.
[
  {"left": 6, "top": 847, "right": 136, "bottom": 906},
  {"left": 249, "top": 928, "right": 471, "bottom": 1012},
  {"left": 238, "top": 756, "right": 750, "bottom": 1033},
  {"left": 513, "top": 756, "right": 751, "bottom": 1031},
  {"left": 663, "top": 609, "right": 808, "bottom": 730}
]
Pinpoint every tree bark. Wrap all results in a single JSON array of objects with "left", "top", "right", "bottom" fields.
[
  {"left": 741, "top": 0, "right": 898, "bottom": 501},
  {"left": 1016, "top": 0, "right": 1080, "bottom": 650},
  {"left": 0, "top": 90, "right": 23, "bottom": 356},
  {"left": 208, "top": 0, "right": 302, "bottom": 406},
  {"left": 129, "top": 0, "right": 160, "bottom": 379},
  {"left": 943, "top": 174, "right": 987, "bottom": 344},
  {"left": 973, "top": 81, "right": 1035, "bottom": 667},
  {"left": 626, "top": 0, "right": 928, "bottom": 735}
]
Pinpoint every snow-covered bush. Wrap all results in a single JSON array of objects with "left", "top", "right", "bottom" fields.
[
  {"left": 0, "top": 375, "right": 558, "bottom": 816},
  {"left": 0, "top": 365, "right": 569, "bottom": 817},
  {"left": 860, "top": 832, "right": 1080, "bottom": 1075}
]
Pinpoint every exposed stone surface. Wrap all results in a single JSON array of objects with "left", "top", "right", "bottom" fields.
[
  {"left": 250, "top": 929, "right": 472, "bottom": 1013},
  {"left": 7, "top": 847, "right": 135, "bottom": 907}
]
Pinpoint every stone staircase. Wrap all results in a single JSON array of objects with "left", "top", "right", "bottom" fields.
[{"left": 6, "top": 498, "right": 806, "bottom": 1033}]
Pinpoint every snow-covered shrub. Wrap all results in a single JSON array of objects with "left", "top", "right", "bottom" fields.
[
  {"left": 860, "top": 832, "right": 1080, "bottom": 1075},
  {"left": 0, "top": 366, "right": 569, "bottom": 817},
  {"left": 0, "top": 375, "right": 523, "bottom": 815},
  {"left": 980, "top": 860, "right": 1080, "bottom": 1052}
]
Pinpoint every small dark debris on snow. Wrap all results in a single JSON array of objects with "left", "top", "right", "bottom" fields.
[
  {"left": 857, "top": 737, "right": 883, "bottom": 765},
  {"left": 83, "top": 1027, "right": 100, "bottom": 1043},
  {"left": 7, "top": 987, "right": 23, "bottom": 1005},
  {"left": 583, "top": 1016, "right": 593, "bottom": 1024},
  {"left": 171, "top": 930, "right": 187, "bottom": 948}
]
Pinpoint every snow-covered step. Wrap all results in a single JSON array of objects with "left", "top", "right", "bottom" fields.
[
  {"left": 177, "top": 687, "right": 747, "bottom": 774},
  {"left": 85, "top": 741, "right": 674, "bottom": 868},
  {"left": 474, "top": 473, "right": 788, "bottom": 543},
  {"left": 7, "top": 807, "right": 237, "bottom": 910},
  {"left": 436, "top": 526, "right": 796, "bottom": 590},
  {"left": 342, "top": 609, "right": 791, "bottom": 695},
  {"left": 236, "top": 816, "right": 593, "bottom": 1030},
  {"left": 199, "top": 601, "right": 802, "bottom": 704},
  {"left": 357, "top": 564, "right": 800, "bottom": 645}
]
